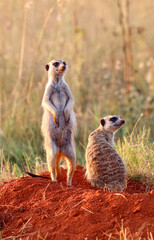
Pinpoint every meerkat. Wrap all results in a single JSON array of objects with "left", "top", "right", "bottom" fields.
[
  {"left": 40, "top": 59, "right": 77, "bottom": 186},
  {"left": 85, "top": 115, "right": 126, "bottom": 191}
]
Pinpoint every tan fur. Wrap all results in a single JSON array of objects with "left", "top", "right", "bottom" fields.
[
  {"left": 85, "top": 115, "right": 126, "bottom": 191},
  {"left": 41, "top": 60, "right": 77, "bottom": 186}
]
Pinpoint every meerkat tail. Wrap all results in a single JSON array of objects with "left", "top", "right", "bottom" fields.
[{"left": 25, "top": 172, "right": 50, "bottom": 179}]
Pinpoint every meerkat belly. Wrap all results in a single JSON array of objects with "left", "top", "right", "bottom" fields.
[
  {"left": 53, "top": 128, "right": 72, "bottom": 147},
  {"left": 51, "top": 90, "right": 68, "bottom": 126},
  {"left": 51, "top": 91, "right": 67, "bottom": 110},
  {"left": 50, "top": 90, "right": 71, "bottom": 147}
]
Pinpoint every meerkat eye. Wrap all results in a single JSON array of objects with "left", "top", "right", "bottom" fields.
[
  {"left": 110, "top": 117, "right": 118, "bottom": 122},
  {"left": 53, "top": 62, "right": 60, "bottom": 67},
  {"left": 63, "top": 61, "right": 66, "bottom": 66}
]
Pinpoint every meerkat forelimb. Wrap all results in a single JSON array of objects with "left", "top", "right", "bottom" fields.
[
  {"left": 41, "top": 60, "right": 77, "bottom": 186},
  {"left": 85, "top": 115, "right": 126, "bottom": 192}
]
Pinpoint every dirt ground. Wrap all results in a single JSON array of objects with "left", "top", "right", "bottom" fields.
[{"left": 0, "top": 165, "right": 153, "bottom": 240}]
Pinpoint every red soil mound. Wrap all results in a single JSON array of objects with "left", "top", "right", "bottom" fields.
[{"left": 0, "top": 165, "right": 153, "bottom": 239}]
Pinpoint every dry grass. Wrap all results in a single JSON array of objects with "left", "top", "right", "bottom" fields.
[
  {"left": 102, "top": 220, "right": 153, "bottom": 240},
  {"left": 0, "top": 221, "right": 153, "bottom": 240}
]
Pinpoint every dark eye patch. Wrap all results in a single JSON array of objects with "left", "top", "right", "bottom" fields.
[
  {"left": 110, "top": 117, "right": 118, "bottom": 122},
  {"left": 63, "top": 61, "right": 66, "bottom": 66},
  {"left": 53, "top": 62, "right": 60, "bottom": 67}
]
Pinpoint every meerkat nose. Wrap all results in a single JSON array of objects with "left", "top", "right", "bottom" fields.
[
  {"left": 61, "top": 65, "right": 66, "bottom": 71},
  {"left": 121, "top": 120, "right": 125, "bottom": 124}
]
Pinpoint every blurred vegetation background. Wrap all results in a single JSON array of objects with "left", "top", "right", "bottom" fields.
[{"left": 0, "top": 0, "right": 154, "bottom": 180}]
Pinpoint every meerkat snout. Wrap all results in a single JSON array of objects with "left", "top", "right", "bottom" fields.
[
  {"left": 59, "top": 64, "right": 66, "bottom": 72},
  {"left": 120, "top": 119, "right": 125, "bottom": 125}
]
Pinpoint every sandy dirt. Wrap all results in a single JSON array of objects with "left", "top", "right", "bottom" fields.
[{"left": 0, "top": 165, "right": 153, "bottom": 239}]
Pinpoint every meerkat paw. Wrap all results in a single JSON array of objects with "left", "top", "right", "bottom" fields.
[
  {"left": 64, "top": 109, "right": 70, "bottom": 123},
  {"left": 53, "top": 113, "right": 59, "bottom": 127}
]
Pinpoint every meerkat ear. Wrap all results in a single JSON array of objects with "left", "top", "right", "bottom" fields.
[
  {"left": 100, "top": 119, "right": 105, "bottom": 126},
  {"left": 45, "top": 64, "right": 49, "bottom": 71}
]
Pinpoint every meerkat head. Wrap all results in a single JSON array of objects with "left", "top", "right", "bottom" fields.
[
  {"left": 100, "top": 115, "right": 125, "bottom": 134},
  {"left": 45, "top": 59, "right": 68, "bottom": 79}
]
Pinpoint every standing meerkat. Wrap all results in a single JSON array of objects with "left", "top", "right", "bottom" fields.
[
  {"left": 41, "top": 59, "right": 77, "bottom": 186},
  {"left": 85, "top": 115, "right": 126, "bottom": 191}
]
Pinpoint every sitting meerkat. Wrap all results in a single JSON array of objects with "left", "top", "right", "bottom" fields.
[
  {"left": 41, "top": 59, "right": 77, "bottom": 186},
  {"left": 85, "top": 115, "right": 126, "bottom": 191}
]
